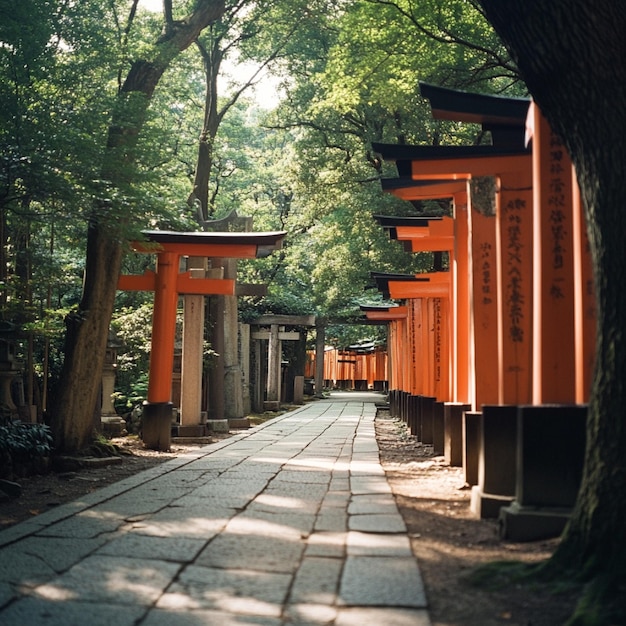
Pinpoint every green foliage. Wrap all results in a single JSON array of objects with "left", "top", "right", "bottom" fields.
[
  {"left": 0, "top": 0, "right": 531, "bottom": 414},
  {"left": 0, "top": 420, "right": 54, "bottom": 475},
  {"left": 110, "top": 304, "right": 154, "bottom": 409}
]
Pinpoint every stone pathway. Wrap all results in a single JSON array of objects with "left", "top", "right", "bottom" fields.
[{"left": 0, "top": 392, "right": 430, "bottom": 625}]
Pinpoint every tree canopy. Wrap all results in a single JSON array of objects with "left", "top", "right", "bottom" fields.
[{"left": 4, "top": 0, "right": 625, "bottom": 621}]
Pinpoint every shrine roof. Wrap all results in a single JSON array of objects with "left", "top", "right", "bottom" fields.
[
  {"left": 419, "top": 82, "right": 530, "bottom": 126},
  {"left": 370, "top": 272, "right": 425, "bottom": 281},
  {"left": 360, "top": 304, "right": 408, "bottom": 323},
  {"left": 139, "top": 230, "right": 287, "bottom": 258},
  {"left": 370, "top": 272, "right": 424, "bottom": 300},
  {"left": 373, "top": 214, "right": 443, "bottom": 228},
  {"left": 360, "top": 304, "right": 402, "bottom": 312},
  {"left": 380, "top": 177, "right": 458, "bottom": 192},
  {"left": 372, "top": 142, "right": 529, "bottom": 163}
]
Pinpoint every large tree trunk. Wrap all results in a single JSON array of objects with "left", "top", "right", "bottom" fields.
[
  {"left": 51, "top": 0, "right": 225, "bottom": 452},
  {"left": 478, "top": 1, "right": 626, "bottom": 620}
]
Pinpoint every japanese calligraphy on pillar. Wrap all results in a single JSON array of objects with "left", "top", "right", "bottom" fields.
[
  {"left": 409, "top": 299, "right": 418, "bottom": 393},
  {"left": 433, "top": 298, "right": 442, "bottom": 383},
  {"left": 480, "top": 241, "right": 494, "bottom": 306},
  {"left": 547, "top": 131, "right": 569, "bottom": 299},
  {"left": 504, "top": 197, "right": 526, "bottom": 343}
]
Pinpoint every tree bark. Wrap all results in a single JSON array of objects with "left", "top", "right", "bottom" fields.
[
  {"left": 51, "top": 0, "right": 225, "bottom": 452},
  {"left": 478, "top": 0, "right": 626, "bottom": 618}
]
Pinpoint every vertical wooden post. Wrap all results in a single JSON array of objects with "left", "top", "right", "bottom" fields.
[
  {"left": 496, "top": 167, "right": 534, "bottom": 404},
  {"left": 433, "top": 296, "right": 450, "bottom": 401},
  {"left": 572, "top": 175, "right": 597, "bottom": 403},
  {"left": 454, "top": 191, "right": 471, "bottom": 404},
  {"left": 425, "top": 298, "right": 435, "bottom": 397},
  {"left": 470, "top": 209, "right": 500, "bottom": 408},
  {"left": 143, "top": 250, "right": 179, "bottom": 450},
  {"left": 409, "top": 298, "right": 422, "bottom": 395},
  {"left": 531, "top": 104, "right": 576, "bottom": 403},
  {"left": 147, "top": 251, "right": 180, "bottom": 404}
]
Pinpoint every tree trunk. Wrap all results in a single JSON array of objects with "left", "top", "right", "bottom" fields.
[
  {"left": 51, "top": 0, "right": 225, "bottom": 452},
  {"left": 478, "top": 1, "right": 626, "bottom": 619}
]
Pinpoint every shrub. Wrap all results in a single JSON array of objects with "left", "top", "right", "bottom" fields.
[{"left": 0, "top": 421, "right": 54, "bottom": 477}]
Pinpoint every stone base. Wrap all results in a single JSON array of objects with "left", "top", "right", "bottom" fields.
[
  {"left": 498, "top": 501, "right": 571, "bottom": 541},
  {"left": 263, "top": 401, "right": 281, "bottom": 411},
  {"left": 171, "top": 436, "right": 214, "bottom": 445},
  {"left": 172, "top": 424, "right": 206, "bottom": 438},
  {"left": 229, "top": 417, "right": 250, "bottom": 429},
  {"left": 470, "top": 485, "right": 514, "bottom": 519},
  {"left": 205, "top": 419, "right": 230, "bottom": 433},
  {"left": 101, "top": 416, "right": 127, "bottom": 436},
  {"left": 142, "top": 402, "right": 173, "bottom": 451}
]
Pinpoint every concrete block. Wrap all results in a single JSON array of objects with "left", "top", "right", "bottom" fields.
[
  {"left": 463, "top": 411, "right": 482, "bottom": 486},
  {"left": 432, "top": 401, "right": 445, "bottom": 455},
  {"left": 420, "top": 396, "right": 436, "bottom": 445},
  {"left": 516, "top": 404, "right": 586, "bottom": 508},
  {"left": 444, "top": 402, "right": 470, "bottom": 467},
  {"left": 498, "top": 501, "right": 571, "bottom": 541}
]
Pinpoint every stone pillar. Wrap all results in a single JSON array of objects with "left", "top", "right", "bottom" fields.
[
  {"left": 240, "top": 323, "right": 251, "bottom": 415},
  {"left": 252, "top": 337, "right": 264, "bottom": 413},
  {"left": 265, "top": 324, "right": 281, "bottom": 410},
  {"left": 207, "top": 260, "right": 225, "bottom": 421},
  {"left": 315, "top": 321, "right": 325, "bottom": 397},
  {"left": 179, "top": 257, "right": 206, "bottom": 435},
  {"left": 293, "top": 375, "right": 304, "bottom": 405},
  {"left": 223, "top": 259, "right": 245, "bottom": 424}
]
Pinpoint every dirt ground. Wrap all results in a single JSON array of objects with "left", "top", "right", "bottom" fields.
[{"left": 0, "top": 412, "right": 578, "bottom": 625}]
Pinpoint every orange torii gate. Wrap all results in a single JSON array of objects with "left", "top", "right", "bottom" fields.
[
  {"left": 360, "top": 304, "right": 408, "bottom": 394},
  {"left": 118, "top": 230, "right": 286, "bottom": 450},
  {"left": 418, "top": 83, "right": 595, "bottom": 405},
  {"left": 373, "top": 142, "right": 533, "bottom": 406},
  {"left": 374, "top": 211, "right": 472, "bottom": 402},
  {"left": 370, "top": 84, "right": 592, "bottom": 536}
]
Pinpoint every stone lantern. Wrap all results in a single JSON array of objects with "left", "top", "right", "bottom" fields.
[
  {"left": 101, "top": 330, "right": 126, "bottom": 435},
  {"left": 0, "top": 322, "right": 21, "bottom": 416}
]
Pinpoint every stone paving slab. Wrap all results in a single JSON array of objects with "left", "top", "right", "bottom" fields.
[
  {"left": 157, "top": 565, "right": 291, "bottom": 616},
  {"left": 348, "top": 512, "right": 408, "bottom": 533},
  {"left": 339, "top": 556, "right": 427, "bottom": 607},
  {"left": 346, "top": 530, "right": 413, "bottom": 557},
  {"left": 0, "top": 393, "right": 430, "bottom": 625},
  {"left": 0, "top": 598, "right": 147, "bottom": 626}
]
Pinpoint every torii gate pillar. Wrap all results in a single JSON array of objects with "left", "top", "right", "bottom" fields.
[{"left": 118, "top": 230, "right": 286, "bottom": 450}]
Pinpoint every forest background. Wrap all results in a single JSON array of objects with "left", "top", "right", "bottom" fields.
[{"left": 0, "top": 0, "right": 520, "bottom": 438}]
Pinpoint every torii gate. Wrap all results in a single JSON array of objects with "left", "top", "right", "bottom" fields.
[
  {"left": 118, "top": 229, "right": 286, "bottom": 450},
  {"left": 360, "top": 304, "right": 408, "bottom": 395},
  {"left": 373, "top": 142, "right": 533, "bottom": 406}
]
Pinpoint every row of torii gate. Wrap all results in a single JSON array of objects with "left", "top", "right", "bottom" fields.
[{"left": 360, "top": 83, "right": 592, "bottom": 539}]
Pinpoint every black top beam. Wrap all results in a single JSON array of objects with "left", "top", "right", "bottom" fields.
[{"left": 419, "top": 82, "right": 530, "bottom": 126}]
